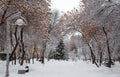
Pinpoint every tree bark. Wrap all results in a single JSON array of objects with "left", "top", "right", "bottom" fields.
[
  {"left": 9, "top": 26, "right": 19, "bottom": 61},
  {"left": 20, "top": 27, "right": 25, "bottom": 65},
  {"left": 10, "top": 26, "right": 17, "bottom": 65},
  {"left": 99, "top": 52, "right": 102, "bottom": 66},
  {"left": 88, "top": 43, "right": 99, "bottom": 67},
  {"left": 0, "top": 8, "right": 8, "bottom": 26},
  {"left": 41, "top": 40, "right": 46, "bottom": 64},
  {"left": 102, "top": 27, "right": 112, "bottom": 68},
  {"left": 5, "top": 53, "right": 10, "bottom": 77},
  {"left": 9, "top": 42, "right": 19, "bottom": 61},
  {"left": 32, "top": 43, "right": 39, "bottom": 60}
]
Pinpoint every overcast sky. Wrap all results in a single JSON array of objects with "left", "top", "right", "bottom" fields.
[{"left": 51, "top": 0, "right": 80, "bottom": 13}]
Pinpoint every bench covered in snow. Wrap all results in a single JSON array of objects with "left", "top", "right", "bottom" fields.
[{"left": 18, "top": 66, "right": 29, "bottom": 74}]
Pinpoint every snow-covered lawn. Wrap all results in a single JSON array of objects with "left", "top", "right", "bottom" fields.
[{"left": 0, "top": 60, "right": 120, "bottom": 77}]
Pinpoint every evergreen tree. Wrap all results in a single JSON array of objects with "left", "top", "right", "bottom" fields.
[{"left": 48, "top": 39, "right": 68, "bottom": 60}]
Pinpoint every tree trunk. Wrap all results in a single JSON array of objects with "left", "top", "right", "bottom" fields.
[
  {"left": 88, "top": 43, "right": 99, "bottom": 67},
  {"left": 102, "top": 27, "right": 112, "bottom": 68},
  {"left": 0, "top": 8, "right": 8, "bottom": 26},
  {"left": 20, "top": 27, "right": 25, "bottom": 65},
  {"left": 32, "top": 43, "right": 39, "bottom": 60},
  {"left": 32, "top": 57, "right": 34, "bottom": 64},
  {"left": 41, "top": 40, "right": 46, "bottom": 64},
  {"left": 13, "top": 52, "right": 16, "bottom": 65},
  {"left": 9, "top": 25, "right": 19, "bottom": 61},
  {"left": 5, "top": 54, "right": 9, "bottom": 77},
  {"left": 9, "top": 41, "right": 19, "bottom": 61},
  {"left": 10, "top": 26, "right": 14, "bottom": 50},
  {"left": 99, "top": 52, "right": 102, "bottom": 66}
]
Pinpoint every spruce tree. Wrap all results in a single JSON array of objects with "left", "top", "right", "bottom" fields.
[{"left": 48, "top": 39, "right": 68, "bottom": 60}]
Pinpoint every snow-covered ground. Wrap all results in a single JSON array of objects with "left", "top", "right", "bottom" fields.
[{"left": 0, "top": 60, "right": 120, "bottom": 77}]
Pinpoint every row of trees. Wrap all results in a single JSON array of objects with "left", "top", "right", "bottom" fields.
[
  {"left": 0, "top": 0, "right": 52, "bottom": 77},
  {"left": 0, "top": 0, "right": 52, "bottom": 65},
  {"left": 0, "top": 0, "right": 69, "bottom": 65},
  {"left": 53, "top": 0, "right": 120, "bottom": 67},
  {"left": 80, "top": 0, "right": 120, "bottom": 67},
  {"left": 0, "top": 0, "right": 120, "bottom": 68}
]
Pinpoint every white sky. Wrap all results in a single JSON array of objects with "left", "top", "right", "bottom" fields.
[{"left": 51, "top": 0, "right": 80, "bottom": 13}]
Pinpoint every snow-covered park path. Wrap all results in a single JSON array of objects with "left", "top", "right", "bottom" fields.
[{"left": 0, "top": 60, "right": 120, "bottom": 77}]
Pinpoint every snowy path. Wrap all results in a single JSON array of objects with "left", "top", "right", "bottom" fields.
[{"left": 0, "top": 60, "right": 120, "bottom": 77}]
